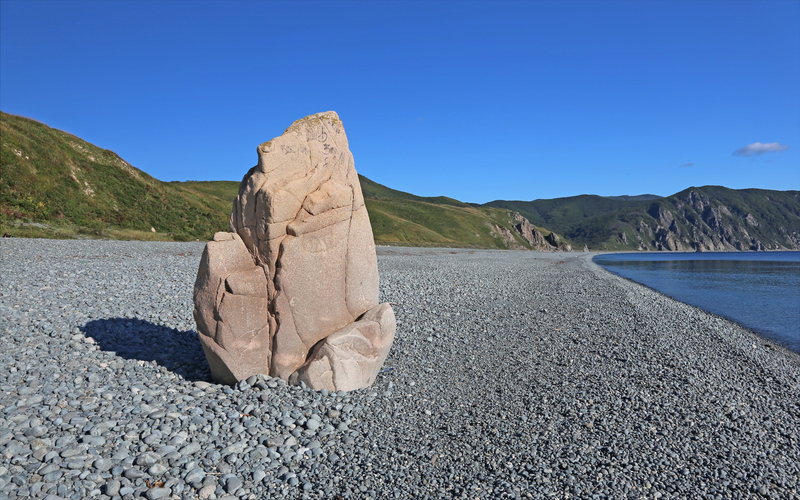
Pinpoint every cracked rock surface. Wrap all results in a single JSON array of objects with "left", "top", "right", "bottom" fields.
[{"left": 194, "top": 111, "right": 395, "bottom": 390}]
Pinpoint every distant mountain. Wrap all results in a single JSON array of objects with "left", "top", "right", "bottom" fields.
[
  {"left": 486, "top": 194, "right": 643, "bottom": 237},
  {"left": 604, "top": 194, "right": 662, "bottom": 202},
  {"left": 487, "top": 187, "right": 800, "bottom": 251},
  {"left": 1, "top": 112, "right": 569, "bottom": 250},
  {"left": 6, "top": 111, "right": 795, "bottom": 251}
]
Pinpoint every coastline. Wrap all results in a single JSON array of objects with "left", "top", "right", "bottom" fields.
[
  {"left": 590, "top": 252, "right": 800, "bottom": 358},
  {"left": 1, "top": 239, "right": 798, "bottom": 498}
]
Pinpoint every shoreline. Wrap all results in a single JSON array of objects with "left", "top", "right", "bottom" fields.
[
  {"left": 1, "top": 239, "right": 798, "bottom": 498},
  {"left": 589, "top": 253, "right": 800, "bottom": 358}
]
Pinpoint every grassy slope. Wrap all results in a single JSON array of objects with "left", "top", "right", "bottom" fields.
[
  {"left": 365, "top": 198, "right": 531, "bottom": 248},
  {"left": 0, "top": 112, "right": 542, "bottom": 248},
  {"left": 1, "top": 112, "right": 232, "bottom": 240},
  {"left": 6, "top": 111, "right": 795, "bottom": 250},
  {"left": 169, "top": 180, "right": 240, "bottom": 203},
  {"left": 179, "top": 176, "right": 537, "bottom": 248},
  {"left": 486, "top": 195, "right": 649, "bottom": 237}
]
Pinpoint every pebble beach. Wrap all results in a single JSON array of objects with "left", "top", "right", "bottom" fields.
[{"left": 1, "top": 239, "right": 798, "bottom": 499}]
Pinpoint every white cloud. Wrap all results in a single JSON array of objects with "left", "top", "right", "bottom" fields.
[{"left": 733, "top": 142, "right": 790, "bottom": 156}]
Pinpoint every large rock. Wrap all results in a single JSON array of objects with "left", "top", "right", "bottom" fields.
[
  {"left": 291, "top": 303, "right": 396, "bottom": 391},
  {"left": 193, "top": 112, "right": 395, "bottom": 391}
]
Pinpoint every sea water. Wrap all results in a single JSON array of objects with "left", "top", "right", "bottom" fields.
[{"left": 593, "top": 252, "right": 800, "bottom": 353}]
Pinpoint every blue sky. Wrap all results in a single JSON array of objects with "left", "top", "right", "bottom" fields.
[{"left": 1, "top": 0, "right": 798, "bottom": 203}]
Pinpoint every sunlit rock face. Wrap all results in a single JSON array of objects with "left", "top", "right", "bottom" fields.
[{"left": 193, "top": 112, "right": 395, "bottom": 391}]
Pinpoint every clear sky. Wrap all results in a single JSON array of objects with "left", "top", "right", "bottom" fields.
[{"left": 1, "top": 0, "right": 798, "bottom": 203}]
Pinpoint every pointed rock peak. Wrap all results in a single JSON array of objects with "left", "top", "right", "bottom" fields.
[{"left": 256, "top": 111, "right": 348, "bottom": 170}]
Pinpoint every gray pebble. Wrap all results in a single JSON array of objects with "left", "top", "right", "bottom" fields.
[{"left": 145, "top": 487, "right": 171, "bottom": 500}]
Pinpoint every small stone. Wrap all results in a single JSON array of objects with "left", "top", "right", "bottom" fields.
[
  {"left": 103, "top": 480, "right": 121, "bottom": 496},
  {"left": 60, "top": 447, "right": 83, "bottom": 458},
  {"left": 198, "top": 484, "right": 216, "bottom": 499},
  {"left": 225, "top": 476, "right": 242, "bottom": 493},
  {"left": 81, "top": 435, "right": 106, "bottom": 446},
  {"left": 146, "top": 487, "right": 171, "bottom": 500},
  {"left": 25, "top": 426, "right": 48, "bottom": 438},
  {"left": 93, "top": 458, "right": 112, "bottom": 472},
  {"left": 135, "top": 452, "right": 161, "bottom": 466},
  {"left": 185, "top": 468, "right": 205, "bottom": 484},
  {"left": 148, "top": 463, "right": 168, "bottom": 475},
  {"left": 124, "top": 468, "right": 145, "bottom": 480},
  {"left": 179, "top": 442, "right": 201, "bottom": 455}
]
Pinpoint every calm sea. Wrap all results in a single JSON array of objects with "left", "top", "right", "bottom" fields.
[{"left": 593, "top": 252, "right": 800, "bottom": 353}]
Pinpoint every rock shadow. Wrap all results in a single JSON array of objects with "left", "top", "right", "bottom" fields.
[{"left": 80, "top": 318, "right": 210, "bottom": 382}]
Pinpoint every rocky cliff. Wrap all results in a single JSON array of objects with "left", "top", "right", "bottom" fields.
[
  {"left": 490, "top": 212, "right": 571, "bottom": 251},
  {"left": 490, "top": 187, "right": 800, "bottom": 251},
  {"left": 625, "top": 188, "right": 800, "bottom": 251}
]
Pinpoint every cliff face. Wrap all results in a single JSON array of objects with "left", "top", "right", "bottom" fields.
[
  {"left": 490, "top": 187, "right": 800, "bottom": 251},
  {"left": 491, "top": 212, "right": 572, "bottom": 251},
  {"left": 616, "top": 188, "right": 800, "bottom": 251}
]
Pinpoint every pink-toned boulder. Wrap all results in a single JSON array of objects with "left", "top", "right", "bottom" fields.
[
  {"left": 193, "top": 111, "right": 395, "bottom": 391},
  {"left": 292, "top": 303, "right": 396, "bottom": 391}
]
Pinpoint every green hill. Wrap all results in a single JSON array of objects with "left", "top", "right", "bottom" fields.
[
  {"left": 1, "top": 112, "right": 232, "bottom": 240},
  {"left": 487, "top": 195, "right": 647, "bottom": 237},
  {"left": 156, "top": 176, "right": 559, "bottom": 249},
  {"left": 358, "top": 176, "right": 564, "bottom": 248},
  {"left": 11, "top": 110, "right": 790, "bottom": 251},
  {"left": 488, "top": 187, "right": 800, "bottom": 251},
  {"left": 0, "top": 112, "right": 567, "bottom": 250}
]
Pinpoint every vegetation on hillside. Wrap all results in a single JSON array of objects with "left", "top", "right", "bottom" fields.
[
  {"left": 359, "top": 176, "right": 540, "bottom": 248},
  {"left": 487, "top": 195, "right": 645, "bottom": 238},
  {"left": 7, "top": 110, "right": 793, "bottom": 251},
  {"left": 1, "top": 112, "right": 231, "bottom": 240},
  {"left": 0, "top": 112, "right": 553, "bottom": 249},
  {"left": 488, "top": 187, "right": 800, "bottom": 250},
  {"left": 154, "top": 177, "right": 543, "bottom": 249}
]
